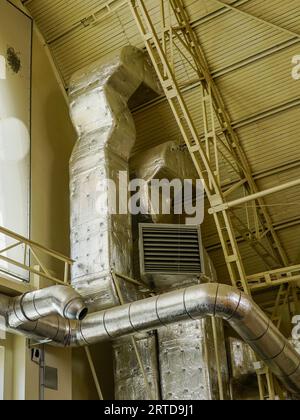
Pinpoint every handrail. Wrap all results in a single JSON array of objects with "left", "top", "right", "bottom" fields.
[
  {"left": 0, "top": 226, "right": 73, "bottom": 285},
  {"left": 247, "top": 265, "right": 300, "bottom": 291},
  {"left": 0, "top": 226, "right": 73, "bottom": 263}
]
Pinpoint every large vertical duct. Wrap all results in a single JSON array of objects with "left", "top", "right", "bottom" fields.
[
  {"left": 69, "top": 47, "right": 160, "bottom": 310},
  {"left": 130, "top": 142, "right": 230, "bottom": 400},
  {"left": 68, "top": 46, "right": 162, "bottom": 400}
]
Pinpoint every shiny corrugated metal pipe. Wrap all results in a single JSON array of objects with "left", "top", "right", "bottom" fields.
[
  {"left": 17, "top": 283, "right": 300, "bottom": 395},
  {"left": 0, "top": 285, "right": 88, "bottom": 328}
]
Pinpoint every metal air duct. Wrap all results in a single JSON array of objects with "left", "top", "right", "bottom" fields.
[
  {"left": 130, "top": 142, "right": 228, "bottom": 400},
  {"left": 8, "top": 283, "right": 300, "bottom": 396},
  {"left": 69, "top": 46, "right": 161, "bottom": 311},
  {"left": 0, "top": 285, "right": 87, "bottom": 328},
  {"left": 68, "top": 46, "right": 162, "bottom": 399}
]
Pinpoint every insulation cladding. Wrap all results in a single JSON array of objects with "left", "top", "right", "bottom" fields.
[
  {"left": 113, "top": 333, "right": 160, "bottom": 400},
  {"left": 68, "top": 44, "right": 229, "bottom": 399},
  {"left": 129, "top": 143, "right": 229, "bottom": 400},
  {"left": 229, "top": 337, "right": 257, "bottom": 380},
  {"left": 158, "top": 318, "right": 229, "bottom": 400},
  {"left": 228, "top": 337, "right": 259, "bottom": 400},
  {"left": 68, "top": 46, "right": 162, "bottom": 399}
]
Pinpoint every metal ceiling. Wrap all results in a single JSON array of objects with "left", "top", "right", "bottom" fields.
[{"left": 23, "top": 0, "right": 300, "bottom": 282}]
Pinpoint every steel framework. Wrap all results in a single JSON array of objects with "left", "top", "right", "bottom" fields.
[
  {"left": 127, "top": 0, "right": 294, "bottom": 297},
  {"left": 127, "top": 0, "right": 300, "bottom": 400}
]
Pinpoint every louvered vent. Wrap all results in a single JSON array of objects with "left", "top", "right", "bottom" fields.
[{"left": 139, "top": 224, "right": 203, "bottom": 275}]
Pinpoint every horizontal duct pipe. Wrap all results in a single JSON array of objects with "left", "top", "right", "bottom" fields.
[
  {"left": 0, "top": 285, "right": 87, "bottom": 328},
  {"left": 9, "top": 283, "right": 300, "bottom": 396}
]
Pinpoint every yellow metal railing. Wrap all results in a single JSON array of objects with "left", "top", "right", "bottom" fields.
[
  {"left": 0, "top": 226, "right": 73, "bottom": 286},
  {"left": 244, "top": 265, "right": 300, "bottom": 291}
]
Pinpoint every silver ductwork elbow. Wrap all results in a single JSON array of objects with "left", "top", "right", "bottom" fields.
[
  {"left": 7, "top": 285, "right": 88, "bottom": 328},
  {"left": 72, "top": 283, "right": 300, "bottom": 395},
  {"left": 68, "top": 46, "right": 163, "bottom": 399},
  {"left": 10, "top": 283, "right": 300, "bottom": 395}
]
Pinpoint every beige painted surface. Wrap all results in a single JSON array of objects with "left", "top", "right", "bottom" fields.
[
  {"left": 0, "top": 334, "right": 26, "bottom": 400},
  {"left": 12, "top": 335, "right": 26, "bottom": 400},
  {"left": 43, "top": 347, "right": 73, "bottom": 401},
  {"left": 30, "top": 30, "right": 75, "bottom": 273},
  {"left": 23, "top": 343, "right": 39, "bottom": 401},
  {"left": 72, "top": 343, "right": 114, "bottom": 400},
  {"left": 22, "top": 9, "right": 75, "bottom": 400},
  {"left": 0, "top": 334, "right": 13, "bottom": 400}
]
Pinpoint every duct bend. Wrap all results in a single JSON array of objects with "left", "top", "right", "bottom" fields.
[
  {"left": 74, "top": 283, "right": 300, "bottom": 395},
  {"left": 13, "top": 283, "right": 300, "bottom": 395},
  {"left": 6, "top": 285, "right": 88, "bottom": 328}
]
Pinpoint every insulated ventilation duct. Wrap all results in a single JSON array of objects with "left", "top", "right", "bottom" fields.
[
  {"left": 0, "top": 285, "right": 86, "bottom": 329},
  {"left": 1, "top": 283, "right": 299, "bottom": 396},
  {"left": 68, "top": 46, "right": 161, "bottom": 312},
  {"left": 130, "top": 143, "right": 227, "bottom": 400},
  {"left": 68, "top": 46, "right": 162, "bottom": 399}
]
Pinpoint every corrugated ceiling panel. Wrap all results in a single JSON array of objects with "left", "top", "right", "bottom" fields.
[
  {"left": 195, "top": 11, "right": 290, "bottom": 73},
  {"left": 208, "top": 239, "right": 269, "bottom": 280},
  {"left": 25, "top": 0, "right": 107, "bottom": 41},
  {"left": 217, "top": 44, "right": 300, "bottom": 121},
  {"left": 237, "top": 107, "right": 300, "bottom": 173},
  {"left": 50, "top": 13, "right": 132, "bottom": 84},
  {"left": 257, "top": 166, "right": 300, "bottom": 225},
  {"left": 207, "top": 222, "right": 300, "bottom": 280},
  {"left": 133, "top": 100, "right": 180, "bottom": 154},
  {"left": 277, "top": 225, "right": 300, "bottom": 265},
  {"left": 185, "top": 0, "right": 221, "bottom": 20},
  {"left": 239, "top": 0, "right": 300, "bottom": 33}
]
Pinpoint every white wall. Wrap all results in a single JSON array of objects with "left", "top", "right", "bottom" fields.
[
  {"left": 0, "top": 0, "right": 76, "bottom": 401},
  {"left": 0, "top": 0, "right": 115, "bottom": 401},
  {"left": 0, "top": 0, "right": 31, "bottom": 280}
]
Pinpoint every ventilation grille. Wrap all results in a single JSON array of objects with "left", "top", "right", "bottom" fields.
[{"left": 139, "top": 224, "right": 203, "bottom": 275}]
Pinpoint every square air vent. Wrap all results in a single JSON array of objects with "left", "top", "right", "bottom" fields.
[{"left": 139, "top": 224, "right": 203, "bottom": 276}]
